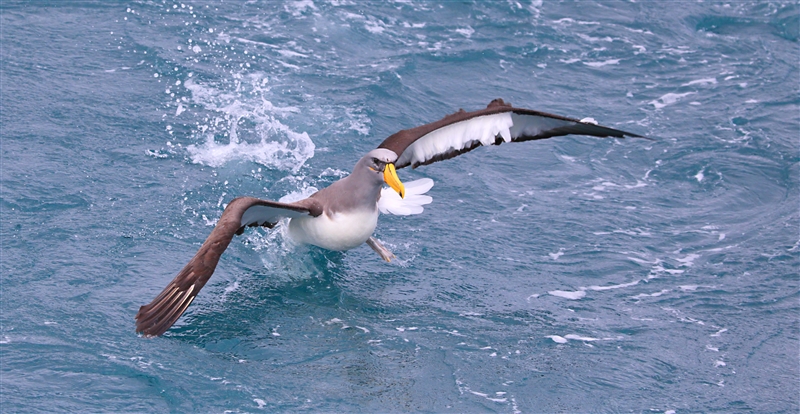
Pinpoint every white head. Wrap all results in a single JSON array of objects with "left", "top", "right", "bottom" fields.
[{"left": 355, "top": 148, "right": 404, "bottom": 198}]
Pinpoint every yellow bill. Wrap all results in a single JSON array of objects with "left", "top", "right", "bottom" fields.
[{"left": 383, "top": 163, "right": 405, "bottom": 199}]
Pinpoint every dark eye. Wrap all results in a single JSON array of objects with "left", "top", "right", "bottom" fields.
[{"left": 371, "top": 158, "right": 386, "bottom": 171}]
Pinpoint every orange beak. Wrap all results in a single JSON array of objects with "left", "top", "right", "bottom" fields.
[{"left": 383, "top": 163, "right": 405, "bottom": 199}]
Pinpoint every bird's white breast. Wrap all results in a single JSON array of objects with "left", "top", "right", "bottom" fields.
[{"left": 287, "top": 207, "right": 379, "bottom": 251}]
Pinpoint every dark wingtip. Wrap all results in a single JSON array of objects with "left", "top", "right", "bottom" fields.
[
  {"left": 622, "top": 131, "right": 655, "bottom": 141},
  {"left": 134, "top": 281, "right": 199, "bottom": 337},
  {"left": 576, "top": 118, "right": 653, "bottom": 141},
  {"left": 135, "top": 306, "right": 164, "bottom": 337}
]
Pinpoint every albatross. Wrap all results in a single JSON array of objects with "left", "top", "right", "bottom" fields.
[{"left": 135, "top": 98, "right": 647, "bottom": 337}]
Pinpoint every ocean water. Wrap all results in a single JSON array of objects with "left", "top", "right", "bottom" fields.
[{"left": 1, "top": 0, "right": 798, "bottom": 412}]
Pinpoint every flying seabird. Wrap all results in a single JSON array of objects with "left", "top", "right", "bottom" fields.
[{"left": 135, "top": 98, "right": 647, "bottom": 337}]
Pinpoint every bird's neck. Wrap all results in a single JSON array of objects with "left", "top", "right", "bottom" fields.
[
  {"left": 345, "top": 167, "right": 383, "bottom": 205},
  {"left": 315, "top": 170, "right": 381, "bottom": 215}
]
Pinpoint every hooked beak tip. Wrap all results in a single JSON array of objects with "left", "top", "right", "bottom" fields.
[{"left": 383, "top": 163, "right": 405, "bottom": 199}]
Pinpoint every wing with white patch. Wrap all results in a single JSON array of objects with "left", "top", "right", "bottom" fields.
[
  {"left": 378, "top": 99, "right": 648, "bottom": 169},
  {"left": 135, "top": 196, "right": 321, "bottom": 337},
  {"left": 379, "top": 178, "right": 434, "bottom": 215}
]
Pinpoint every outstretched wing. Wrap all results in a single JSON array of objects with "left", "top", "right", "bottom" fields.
[
  {"left": 378, "top": 98, "right": 649, "bottom": 169},
  {"left": 135, "top": 196, "right": 322, "bottom": 337}
]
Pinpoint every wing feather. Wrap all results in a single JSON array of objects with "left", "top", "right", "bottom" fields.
[
  {"left": 378, "top": 178, "right": 434, "bottom": 215},
  {"left": 135, "top": 196, "right": 321, "bottom": 337},
  {"left": 378, "top": 99, "right": 648, "bottom": 169}
]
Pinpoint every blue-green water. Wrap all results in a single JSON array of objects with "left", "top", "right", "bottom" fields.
[{"left": 2, "top": 1, "right": 798, "bottom": 412}]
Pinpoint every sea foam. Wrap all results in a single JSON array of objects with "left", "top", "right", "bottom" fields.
[{"left": 183, "top": 77, "right": 315, "bottom": 172}]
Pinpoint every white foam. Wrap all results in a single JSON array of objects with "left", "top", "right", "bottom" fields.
[
  {"left": 710, "top": 328, "right": 727, "bottom": 337},
  {"left": 651, "top": 263, "right": 684, "bottom": 275},
  {"left": 285, "top": 0, "right": 316, "bottom": 16},
  {"left": 630, "top": 289, "right": 671, "bottom": 300},
  {"left": 627, "top": 256, "right": 659, "bottom": 266},
  {"left": 364, "top": 19, "right": 386, "bottom": 34},
  {"left": 277, "top": 49, "right": 308, "bottom": 58},
  {"left": 222, "top": 281, "right": 239, "bottom": 298},
  {"left": 548, "top": 278, "right": 642, "bottom": 301},
  {"left": 676, "top": 253, "right": 700, "bottom": 267},
  {"left": 591, "top": 181, "right": 619, "bottom": 192},
  {"left": 186, "top": 121, "right": 314, "bottom": 171},
  {"left": 650, "top": 92, "right": 696, "bottom": 109},
  {"left": 659, "top": 46, "right": 693, "bottom": 55},
  {"left": 695, "top": 168, "right": 705, "bottom": 182},
  {"left": 346, "top": 108, "right": 370, "bottom": 135},
  {"left": 559, "top": 154, "right": 576, "bottom": 162},
  {"left": 586, "top": 280, "right": 640, "bottom": 291},
  {"left": 549, "top": 290, "right": 586, "bottom": 300},
  {"left": 681, "top": 78, "right": 717, "bottom": 86},
  {"left": 547, "top": 335, "right": 568, "bottom": 344},
  {"left": 564, "top": 334, "right": 599, "bottom": 342},
  {"left": 549, "top": 248, "right": 565, "bottom": 260},
  {"left": 146, "top": 149, "right": 169, "bottom": 159},
  {"left": 624, "top": 180, "right": 647, "bottom": 189},
  {"left": 595, "top": 228, "right": 651, "bottom": 237},
  {"left": 460, "top": 384, "right": 511, "bottom": 405},
  {"left": 584, "top": 59, "right": 620, "bottom": 67},
  {"left": 279, "top": 186, "right": 319, "bottom": 203},
  {"left": 275, "top": 60, "right": 301, "bottom": 70},
  {"left": 183, "top": 78, "right": 314, "bottom": 172},
  {"left": 577, "top": 33, "right": 613, "bottom": 43},
  {"left": 553, "top": 18, "right": 600, "bottom": 25},
  {"left": 456, "top": 26, "right": 475, "bottom": 38}
]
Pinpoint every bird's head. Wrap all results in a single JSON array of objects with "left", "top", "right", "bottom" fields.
[{"left": 359, "top": 148, "right": 405, "bottom": 198}]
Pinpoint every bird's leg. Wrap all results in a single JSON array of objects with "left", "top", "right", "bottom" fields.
[{"left": 366, "top": 236, "right": 395, "bottom": 262}]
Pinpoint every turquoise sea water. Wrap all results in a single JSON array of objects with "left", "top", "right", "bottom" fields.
[{"left": 1, "top": 1, "right": 798, "bottom": 412}]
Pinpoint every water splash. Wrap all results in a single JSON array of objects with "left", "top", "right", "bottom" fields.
[{"left": 182, "top": 76, "right": 314, "bottom": 172}]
